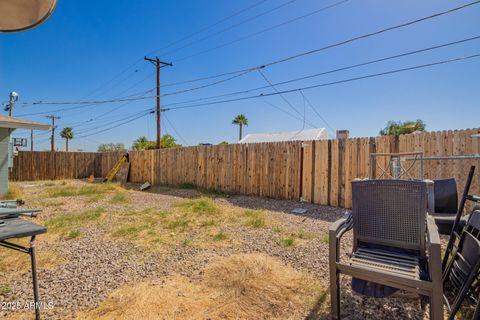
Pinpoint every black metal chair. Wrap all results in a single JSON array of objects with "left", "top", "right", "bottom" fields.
[
  {"left": 431, "top": 178, "right": 462, "bottom": 235},
  {"left": 442, "top": 166, "right": 479, "bottom": 270},
  {"left": 443, "top": 210, "right": 480, "bottom": 319}
]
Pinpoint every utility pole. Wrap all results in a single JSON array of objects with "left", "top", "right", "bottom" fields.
[
  {"left": 30, "top": 129, "right": 33, "bottom": 151},
  {"left": 144, "top": 56, "right": 172, "bottom": 149},
  {"left": 45, "top": 115, "right": 60, "bottom": 152}
]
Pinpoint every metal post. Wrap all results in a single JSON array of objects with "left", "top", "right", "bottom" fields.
[
  {"left": 391, "top": 156, "right": 401, "bottom": 179},
  {"left": 29, "top": 236, "right": 41, "bottom": 320}
]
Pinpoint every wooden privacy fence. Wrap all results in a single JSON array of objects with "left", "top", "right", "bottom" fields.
[
  {"left": 10, "top": 128, "right": 480, "bottom": 208},
  {"left": 10, "top": 151, "right": 100, "bottom": 181}
]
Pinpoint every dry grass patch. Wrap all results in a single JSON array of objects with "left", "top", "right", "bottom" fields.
[
  {"left": 0, "top": 183, "right": 23, "bottom": 200},
  {"left": 44, "top": 207, "right": 106, "bottom": 239},
  {"left": 0, "top": 239, "right": 64, "bottom": 273},
  {"left": 177, "top": 197, "right": 219, "bottom": 215},
  {"left": 78, "top": 253, "right": 324, "bottom": 320},
  {"left": 46, "top": 183, "right": 123, "bottom": 198},
  {"left": 244, "top": 209, "right": 268, "bottom": 228},
  {"left": 213, "top": 230, "right": 228, "bottom": 241},
  {"left": 111, "top": 198, "right": 224, "bottom": 246},
  {"left": 109, "top": 192, "right": 129, "bottom": 204},
  {"left": 109, "top": 200, "right": 277, "bottom": 249}
]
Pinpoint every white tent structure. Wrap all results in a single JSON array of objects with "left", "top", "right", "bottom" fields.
[{"left": 239, "top": 128, "right": 329, "bottom": 144}]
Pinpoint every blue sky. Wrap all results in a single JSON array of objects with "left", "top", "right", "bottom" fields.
[{"left": 1, "top": 0, "right": 479, "bottom": 151}]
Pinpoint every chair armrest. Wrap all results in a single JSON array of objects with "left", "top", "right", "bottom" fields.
[
  {"left": 329, "top": 212, "right": 353, "bottom": 262},
  {"left": 426, "top": 215, "right": 442, "bottom": 283}
]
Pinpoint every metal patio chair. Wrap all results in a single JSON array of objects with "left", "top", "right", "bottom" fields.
[
  {"left": 329, "top": 179, "right": 443, "bottom": 320},
  {"left": 432, "top": 166, "right": 477, "bottom": 238},
  {"left": 443, "top": 210, "right": 480, "bottom": 319}
]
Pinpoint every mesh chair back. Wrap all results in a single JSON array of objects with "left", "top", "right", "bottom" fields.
[{"left": 352, "top": 180, "right": 427, "bottom": 253}]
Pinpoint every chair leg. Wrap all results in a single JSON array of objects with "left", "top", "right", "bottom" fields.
[
  {"left": 330, "top": 270, "right": 341, "bottom": 320},
  {"left": 429, "top": 290, "right": 444, "bottom": 320},
  {"left": 30, "top": 236, "right": 41, "bottom": 320}
]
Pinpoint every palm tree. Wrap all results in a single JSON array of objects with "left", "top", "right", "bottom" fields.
[
  {"left": 60, "top": 127, "right": 74, "bottom": 152},
  {"left": 232, "top": 114, "right": 248, "bottom": 141}
]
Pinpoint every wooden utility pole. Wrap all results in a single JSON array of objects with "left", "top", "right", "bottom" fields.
[
  {"left": 45, "top": 115, "right": 60, "bottom": 152},
  {"left": 144, "top": 56, "right": 172, "bottom": 149}
]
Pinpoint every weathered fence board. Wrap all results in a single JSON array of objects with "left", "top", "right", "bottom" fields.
[{"left": 10, "top": 128, "right": 480, "bottom": 209}]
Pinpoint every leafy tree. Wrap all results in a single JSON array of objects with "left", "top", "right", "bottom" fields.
[
  {"left": 132, "top": 136, "right": 156, "bottom": 150},
  {"left": 60, "top": 127, "right": 74, "bottom": 152},
  {"left": 97, "top": 143, "right": 126, "bottom": 152},
  {"left": 132, "top": 135, "right": 181, "bottom": 150},
  {"left": 232, "top": 114, "right": 248, "bottom": 141},
  {"left": 218, "top": 141, "right": 229, "bottom": 145},
  {"left": 379, "top": 119, "right": 426, "bottom": 136},
  {"left": 160, "top": 134, "right": 181, "bottom": 149}
]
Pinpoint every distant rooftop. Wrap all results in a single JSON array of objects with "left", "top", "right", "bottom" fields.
[
  {"left": 239, "top": 128, "right": 329, "bottom": 144},
  {"left": 0, "top": 114, "right": 50, "bottom": 130}
]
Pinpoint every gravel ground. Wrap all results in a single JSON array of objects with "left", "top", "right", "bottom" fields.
[{"left": 1, "top": 180, "right": 429, "bottom": 319}]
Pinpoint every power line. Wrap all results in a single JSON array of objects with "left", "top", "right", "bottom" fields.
[
  {"left": 163, "top": 113, "right": 190, "bottom": 146},
  {"left": 162, "top": 68, "right": 256, "bottom": 97},
  {"left": 258, "top": 70, "right": 304, "bottom": 119},
  {"left": 174, "top": 0, "right": 349, "bottom": 63},
  {"left": 260, "top": 97, "right": 317, "bottom": 128},
  {"left": 161, "top": 0, "right": 299, "bottom": 57},
  {"left": 66, "top": 108, "right": 154, "bottom": 130},
  {"left": 163, "top": 1, "right": 480, "bottom": 87},
  {"left": 75, "top": 108, "right": 154, "bottom": 135},
  {"left": 76, "top": 0, "right": 270, "bottom": 102},
  {"left": 20, "top": 2, "right": 479, "bottom": 109},
  {"left": 162, "top": 35, "right": 480, "bottom": 108},
  {"left": 163, "top": 54, "right": 480, "bottom": 111},
  {"left": 76, "top": 110, "right": 154, "bottom": 138},
  {"left": 258, "top": 0, "right": 480, "bottom": 69},
  {"left": 299, "top": 90, "right": 335, "bottom": 133},
  {"left": 24, "top": 92, "right": 155, "bottom": 106},
  {"left": 148, "top": 0, "right": 270, "bottom": 56}
]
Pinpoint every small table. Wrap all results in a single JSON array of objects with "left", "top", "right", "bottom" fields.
[{"left": 0, "top": 210, "right": 46, "bottom": 320}]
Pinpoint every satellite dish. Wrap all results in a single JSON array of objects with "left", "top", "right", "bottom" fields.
[{"left": 0, "top": 0, "right": 58, "bottom": 33}]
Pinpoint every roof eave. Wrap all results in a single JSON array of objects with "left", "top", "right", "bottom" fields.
[{"left": 0, "top": 122, "right": 50, "bottom": 130}]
